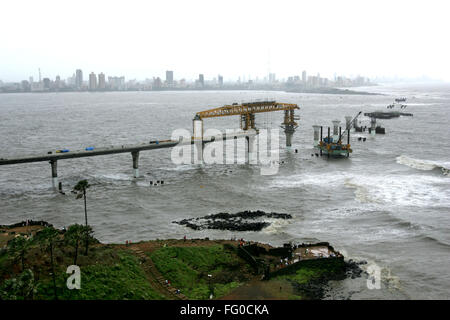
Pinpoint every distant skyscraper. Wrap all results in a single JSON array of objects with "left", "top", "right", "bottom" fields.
[
  {"left": 89, "top": 72, "right": 97, "bottom": 90},
  {"left": 43, "top": 78, "right": 51, "bottom": 89},
  {"left": 218, "top": 75, "right": 223, "bottom": 86},
  {"left": 75, "top": 69, "right": 83, "bottom": 89},
  {"left": 21, "top": 80, "right": 30, "bottom": 91},
  {"left": 108, "top": 76, "right": 125, "bottom": 90},
  {"left": 302, "top": 70, "right": 307, "bottom": 83},
  {"left": 98, "top": 73, "right": 106, "bottom": 89},
  {"left": 269, "top": 73, "right": 276, "bottom": 83},
  {"left": 55, "top": 75, "right": 61, "bottom": 89},
  {"left": 166, "top": 70, "right": 174, "bottom": 85},
  {"left": 199, "top": 74, "right": 204, "bottom": 86},
  {"left": 153, "top": 77, "right": 162, "bottom": 89}
]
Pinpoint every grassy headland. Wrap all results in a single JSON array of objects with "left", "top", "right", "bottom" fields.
[{"left": 0, "top": 223, "right": 352, "bottom": 300}]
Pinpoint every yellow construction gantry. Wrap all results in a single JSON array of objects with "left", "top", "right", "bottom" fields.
[
  {"left": 196, "top": 101, "right": 299, "bottom": 131},
  {"left": 195, "top": 101, "right": 300, "bottom": 146}
]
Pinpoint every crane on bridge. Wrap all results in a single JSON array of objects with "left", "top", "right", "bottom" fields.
[{"left": 195, "top": 101, "right": 300, "bottom": 147}]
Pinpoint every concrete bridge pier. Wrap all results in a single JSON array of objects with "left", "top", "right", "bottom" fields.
[
  {"left": 345, "top": 116, "right": 353, "bottom": 130},
  {"left": 132, "top": 151, "right": 140, "bottom": 178},
  {"left": 370, "top": 117, "right": 377, "bottom": 136},
  {"left": 284, "top": 125, "right": 295, "bottom": 147},
  {"left": 193, "top": 114, "right": 204, "bottom": 164},
  {"left": 282, "top": 109, "right": 297, "bottom": 148},
  {"left": 353, "top": 118, "right": 359, "bottom": 130},
  {"left": 193, "top": 141, "right": 204, "bottom": 164},
  {"left": 50, "top": 159, "right": 58, "bottom": 190},
  {"left": 246, "top": 135, "right": 256, "bottom": 164},
  {"left": 313, "top": 125, "right": 321, "bottom": 146},
  {"left": 332, "top": 120, "right": 341, "bottom": 142}
]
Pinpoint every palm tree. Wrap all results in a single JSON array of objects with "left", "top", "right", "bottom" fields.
[
  {"left": 7, "top": 235, "right": 33, "bottom": 272},
  {"left": 73, "top": 179, "right": 91, "bottom": 255},
  {"left": 36, "top": 227, "right": 60, "bottom": 300},
  {"left": 0, "top": 269, "right": 39, "bottom": 300},
  {"left": 64, "top": 224, "right": 84, "bottom": 265}
]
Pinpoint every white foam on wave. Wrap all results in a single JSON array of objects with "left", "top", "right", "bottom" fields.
[
  {"left": 345, "top": 174, "right": 450, "bottom": 207},
  {"left": 358, "top": 258, "right": 403, "bottom": 291},
  {"left": 396, "top": 155, "right": 450, "bottom": 173},
  {"left": 270, "top": 172, "right": 346, "bottom": 189},
  {"left": 262, "top": 218, "right": 290, "bottom": 234},
  {"left": 93, "top": 173, "right": 133, "bottom": 181},
  {"left": 270, "top": 170, "right": 450, "bottom": 207},
  {"left": 163, "top": 164, "right": 198, "bottom": 172},
  {"left": 344, "top": 179, "right": 381, "bottom": 204}
]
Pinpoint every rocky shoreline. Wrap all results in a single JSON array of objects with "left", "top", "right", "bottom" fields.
[
  {"left": 0, "top": 220, "right": 53, "bottom": 229},
  {"left": 173, "top": 210, "right": 292, "bottom": 231},
  {"left": 290, "top": 259, "right": 367, "bottom": 299}
]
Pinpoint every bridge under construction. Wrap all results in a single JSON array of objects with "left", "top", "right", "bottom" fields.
[
  {"left": 195, "top": 101, "right": 299, "bottom": 146},
  {"left": 0, "top": 101, "right": 300, "bottom": 189}
]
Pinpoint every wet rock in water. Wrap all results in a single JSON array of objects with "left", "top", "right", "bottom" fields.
[
  {"left": 345, "top": 259, "right": 367, "bottom": 279},
  {"left": 290, "top": 259, "right": 368, "bottom": 300},
  {"left": 173, "top": 210, "right": 292, "bottom": 231}
]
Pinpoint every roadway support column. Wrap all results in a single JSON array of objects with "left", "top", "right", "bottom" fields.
[
  {"left": 313, "top": 125, "right": 321, "bottom": 146},
  {"left": 50, "top": 160, "right": 58, "bottom": 190},
  {"left": 283, "top": 110, "right": 296, "bottom": 148},
  {"left": 353, "top": 118, "right": 359, "bottom": 131},
  {"left": 332, "top": 120, "right": 340, "bottom": 142},
  {"left": 347, "top": 128, "right": 351, "bottom": 158},
  {"left": 132, "top": 151, "right": 140, "bottom": 178},
  {"left": 370, "top": 117, "right": 376, "bottom": 136},
  {"left": 246, "top": 135, "right": 256, "bottom": 164},
  {"left": 345, "top": 116, "right": 353, "bottom": 130},
  {"left": 327, "top": 127, "right": 331, "bottom": 159},
  {"left": 193, "top": 114, "right": 204, "bottom": 164},
  {"left": 320, "top": 126, "right": 323, "bottom": 156},
  {"left": 284, "top": 125, "right": 294, "bottom": 147}
]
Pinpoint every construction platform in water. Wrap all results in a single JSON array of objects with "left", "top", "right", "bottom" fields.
[
  {"left": 311, "top": 113, "right": 360, "bottom": 158},
  {"left": 364, "top": 111, "right": 413, "bottom": 119},
  {"left": 0, "top": 101, "right": 300, "bottom": 189}
]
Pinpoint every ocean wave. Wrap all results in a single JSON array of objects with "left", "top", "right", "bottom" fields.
[
  {"left": 344, "top": 174, "right": 450, "bottom": 207},
  {"left": 270, "top": 169, "right": 450, "bottom": 207},
  {"left": 261, "top": 218, "right": 290, "bottom": 234},
  {"left": 90, "top": 173, "right": 134, "bottom": 182},
  {"left": 162, "top": 164, "right": 198, "bottom": 172},
  {"left": 396, "top": 155, "right": 450, "bottom": 175},
  {"left": 344, "top": 179, "right": 381, "bottom": 204},
  {"left": 364, "top": 261, "right": 402, "bottom": 291},
  {"left": 337, "top": 251, "right": 403, "bottom": 292},
  {"left": 270, "top": 172, "right": 346, "bottom": 189},
  {"left": 417, "top": 235, "right": 450, "bottom": 250}
]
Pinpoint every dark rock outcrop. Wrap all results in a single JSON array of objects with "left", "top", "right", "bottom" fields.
[{"left": 173, "top": 210, "right": 292, "bottom": 232}]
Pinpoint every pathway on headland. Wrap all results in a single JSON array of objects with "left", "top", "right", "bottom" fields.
[
  {"left": 125, "top": 239, "right": 251, "bottom": 300},
  {"left": 128, "top": 245, "right": 188, "bottom": 300}
]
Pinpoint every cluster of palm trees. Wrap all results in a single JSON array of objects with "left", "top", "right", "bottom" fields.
[{"left": 0, "top": 180, "right": 93, "bottom": 300}]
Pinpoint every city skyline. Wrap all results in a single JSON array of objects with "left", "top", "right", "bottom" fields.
[
  {"left": 0, "top": 67, "right": 375, "bottom": 93},
  {"left": 0, "top": 66, "right": 385, "bottom": 85},
  {"left": 1, "top": 0, "right": 450, "bottom": 83}
]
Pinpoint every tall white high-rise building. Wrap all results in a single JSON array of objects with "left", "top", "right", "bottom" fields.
[
  {"left": 75, "top": 69, "right": 83, "bottom": 89},
  {"left": 89, "top": 72, "right": 97, "bottom": 90},
  {"left": 98, "top": 73, "right": 106, "bottom": 89}
]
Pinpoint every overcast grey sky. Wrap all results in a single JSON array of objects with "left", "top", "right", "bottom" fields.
[{"left": 1, "top": 0, "right": 449, "bottom": 82}]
